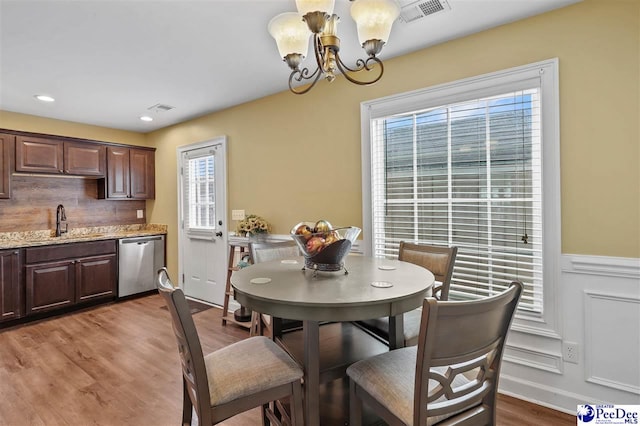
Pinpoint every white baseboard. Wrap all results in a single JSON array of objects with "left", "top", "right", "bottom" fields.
[{"left": 499, "top": 373, "right": 603, "bottom": 416}]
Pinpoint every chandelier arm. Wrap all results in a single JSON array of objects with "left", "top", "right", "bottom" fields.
[
  {"left": 288, "top": 66, "right": 324, "bottom": 95},
  {"left": 286, "top": 33, "right": 329, "bottom": 95},
  {"left": 313, "top": 33, "right": 328, "bottom": 72},
  {"left": 334, "top": 53, "right": 384, "bottom": 86}
]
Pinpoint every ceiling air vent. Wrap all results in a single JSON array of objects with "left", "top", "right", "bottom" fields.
[
  {"left": 147, "top": 103, "right": 175, "bottom": 113},
  {"left": 396, "top": 0, "right": 451, "bottom": 24}
]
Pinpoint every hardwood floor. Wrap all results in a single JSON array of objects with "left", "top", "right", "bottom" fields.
[{"left": 0, "top": 294, "right": 576, "bottom": 425}]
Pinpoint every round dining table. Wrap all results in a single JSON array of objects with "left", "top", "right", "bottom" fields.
[{"left": 231, "top": 255, "right": 434, "bottom": 426}]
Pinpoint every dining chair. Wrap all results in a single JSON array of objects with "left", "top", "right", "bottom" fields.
[
  {"left": 359, "top": 242, "right": 458, "bottom": 347},
  {"left": 157, "top": 267, "right": 304, "bottom": 426},
  {"left": 248, "top": 240, "right": 301, "bottom": 338},
  {"left": 347, "top": 281, "right": 523, "bottom": 426}
]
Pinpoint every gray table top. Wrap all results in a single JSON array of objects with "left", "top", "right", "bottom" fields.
[{"left": 231, "top": 255, "right": 434, "bottom": 322}]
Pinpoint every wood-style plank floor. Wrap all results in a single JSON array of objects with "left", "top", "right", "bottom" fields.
[{"left": 0, "top": 294, "right": 576, "bottom": 425}]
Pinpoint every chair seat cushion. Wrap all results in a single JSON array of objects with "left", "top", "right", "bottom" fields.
[
  {"left": 204, "top": 336, "right": 303, "bottom": 406},
  {"left": 346, "top": 347, "right": 470, "bottom": 425},
  {"left": 359, "top": 308, "right": 423, "bottom": 346}
]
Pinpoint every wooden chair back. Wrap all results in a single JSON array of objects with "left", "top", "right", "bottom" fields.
[
  {"left": 157, "top": 267, "right": 213, "bottom": 425},
  {"left": 248, "top": 240, "right": 301, "bottom": 338},
  {"left": 399, "top": 241, "right": 458, "bottom": 300},
  {"left": 414, "top": 281, "right": 523, "bottom": 425},
  {"left": 249, "top": 240, "right": 300, "bottom": 264}
]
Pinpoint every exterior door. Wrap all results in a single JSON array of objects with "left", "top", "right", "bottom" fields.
[{"left": 177, "top": 137, "right": 228, "bottom": 305}]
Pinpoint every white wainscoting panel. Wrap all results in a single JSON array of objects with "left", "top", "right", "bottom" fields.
[
  {"left": 503, "top": 343, "right": 563, "bottom": 374},
  {"left": 584, "top": 290, "right": 640, "bottom": 394},
  {"left": 499, "top": 254, "right": 640, "bottom": 414}
]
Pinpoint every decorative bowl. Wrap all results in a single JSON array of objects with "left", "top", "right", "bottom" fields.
[{"left": 290, "top": 222, "right": 361, "bottom": 272}]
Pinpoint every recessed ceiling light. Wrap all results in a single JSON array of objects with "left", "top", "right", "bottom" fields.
[
  {"left": 139, "top": 116, "right": 153, "bottom": 122},
  {"left": 34, "top": 94, "right": 55, "bottom": 102}
]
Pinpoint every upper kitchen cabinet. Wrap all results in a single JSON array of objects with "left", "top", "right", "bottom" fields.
[
  {"left": 98, "top": 146, "right": 155, "bottom": 200},
  {"left": 130, "top": 148, "right": 155, "bottom": 199},
  {"left": 15, "top": 135, "right": 62, "bottom": 174},
  {"left": 15, "top": 135, "right": 105, "bottom": 176},
  {"left": 64, "top": 142, "right": 106, "bottom": 176},
  {"left": 0, "top": 133, "right": 15, "bottom": 199}
]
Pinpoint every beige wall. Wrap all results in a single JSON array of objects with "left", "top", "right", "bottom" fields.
[
  {"left": 0, "top": 110, "right": 149, "bottom": 147},
  {"left": 149, "top": 0, "right": 640, "bottom": 277},
  {"left": 1, "top": 1, "right": 638, "bottom": 280}
]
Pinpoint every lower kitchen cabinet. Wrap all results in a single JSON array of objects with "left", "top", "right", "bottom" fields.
[
  {"left": 0, "top": 249, "right": 22, "bottom": 322},
  {"left": 76, "top": 254, "right": 117, "bottom": 302},
  {"left": 26, "top": 260, "right": 75, "bottom": 314},
  {"left": 24, "top": 240, "right": 117, "bottom": 316}
]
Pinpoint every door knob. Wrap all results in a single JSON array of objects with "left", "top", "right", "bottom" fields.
[{"left": 215, "top": 231, "right": 223, "bottom": 237}]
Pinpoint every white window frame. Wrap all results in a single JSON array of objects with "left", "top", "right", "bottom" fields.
[{"left": 360, "top": 59, "right": 562, "bottom": 338}]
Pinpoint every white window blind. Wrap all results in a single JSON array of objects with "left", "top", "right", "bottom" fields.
[
  {"left": 184, "top": 154, "right": 216, "bottom": 230},
  {"left": 370, "top": 88, "right": 543, "bottom": 313}
]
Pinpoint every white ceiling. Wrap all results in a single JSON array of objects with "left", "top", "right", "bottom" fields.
[{"left": 0, "top": 0, "right": 580, "bottom": 133}]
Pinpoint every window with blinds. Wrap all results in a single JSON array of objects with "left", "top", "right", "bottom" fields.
[
  {"left": 363, "top": 60, "right": 561, "bottom": 328},
  {"left": 185, "top": 154, "right": 216, "bottom": 230},
  {"left": 371, "top": 89, "right": 543, "bottom": 312}
]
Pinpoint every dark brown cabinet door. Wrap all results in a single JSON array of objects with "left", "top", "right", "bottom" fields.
[
  {"left": 26, "top": 260, "right": 75, "bottom": 315},
  {"left": 101, "top": 146, "right": 155, "bottom": 200},
  {"left": 76, "top": 254, "right": 116, "bottom": 302},
  {"left": 15, "top": 136, "right": 64, "bottom": 174},
  {"left": 130, "top": 148, "right": 155, "bottom": 199},
  {"left": 0, "top": 133, "right": 14, "bottom": 199},
  {"left": 64, "top": 142, "right": 106, "bottom": 176},
  {"left": 106, "top": 146, "right": 131, "bottom": 198},
  {"left": 0, "top": 249, "right": 22, "bottom": 322}
]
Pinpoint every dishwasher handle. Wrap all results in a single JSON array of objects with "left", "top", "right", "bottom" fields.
[{"left": 119, "top": 236, "right": 164, "bottom": 244}]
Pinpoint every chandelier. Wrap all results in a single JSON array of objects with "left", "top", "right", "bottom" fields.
[{"left": 268, "top": 0, "right": 400, "bottom": 95}]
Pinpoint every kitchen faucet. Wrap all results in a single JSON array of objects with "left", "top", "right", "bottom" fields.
[{"left": 55, "top": 204, "right": 68, "bottom": 237}]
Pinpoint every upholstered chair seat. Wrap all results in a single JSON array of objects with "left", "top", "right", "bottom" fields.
[
  {"left": 204, "top": 336, "right": 302, "bottom": 406},
  {"left": 347, "top": 347, "right": 471, "bottom": 425}
]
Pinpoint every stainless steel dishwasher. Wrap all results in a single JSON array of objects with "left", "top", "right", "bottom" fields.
[{"left": 118, "top": 235, "right": 165, "bottom": 297}]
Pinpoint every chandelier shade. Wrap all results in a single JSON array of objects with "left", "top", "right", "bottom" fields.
[
  {"left": 351, "top": 0, "right": 400, "bottom": 44},
  {"left": 268, "top": 12, "right": 310, "bottom": 59},
  {"left": 270, "top": 0, "right": 399, "bottom": 94},
  {"left": 295, "top": 0, "right": 335, "bottom": 15}
]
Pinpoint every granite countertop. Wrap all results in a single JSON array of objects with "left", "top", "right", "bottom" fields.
[{"left": 0, "top": 224, "right": 167, "bottom": 250}]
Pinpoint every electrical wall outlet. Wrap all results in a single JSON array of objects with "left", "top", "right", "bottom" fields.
[
  {"left": 136, "top": 209, "right": 144, "bottom": 219},
  {"left": 563, "top": 341, "right": 579, "bottom": 364},
  {"left": 232, "top": 209, "right": 245, "bottom": 220}
]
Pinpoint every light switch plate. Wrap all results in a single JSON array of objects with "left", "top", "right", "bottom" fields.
[
  {"left": 136, "top": 209, "right": 144, "bottom": 219},
  {"left": 232, "top": 209, "right": 245, "bottom": 220}
]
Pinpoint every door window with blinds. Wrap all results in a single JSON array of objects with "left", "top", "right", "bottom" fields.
[
  {"left": 183, "top": 150, "right": 216, "bottom": 235},
  {"left": 362, "top": 60, "right": 560, "bottom": 330}
]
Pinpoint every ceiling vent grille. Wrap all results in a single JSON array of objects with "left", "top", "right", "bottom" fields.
[
  {"left": 396, "top": 0, "right": 451, "bottom": 24},
  {"left": 147, "top": 103, "right": 175, "bottom": 113}
]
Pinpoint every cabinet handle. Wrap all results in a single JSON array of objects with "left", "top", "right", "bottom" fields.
[{"left": 13, "top": 251, "right": 18, "bottom": 255}]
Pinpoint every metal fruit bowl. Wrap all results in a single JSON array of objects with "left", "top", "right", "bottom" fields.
[{"left": 290, "top": 222, "right": 361, "bottom": 272}]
